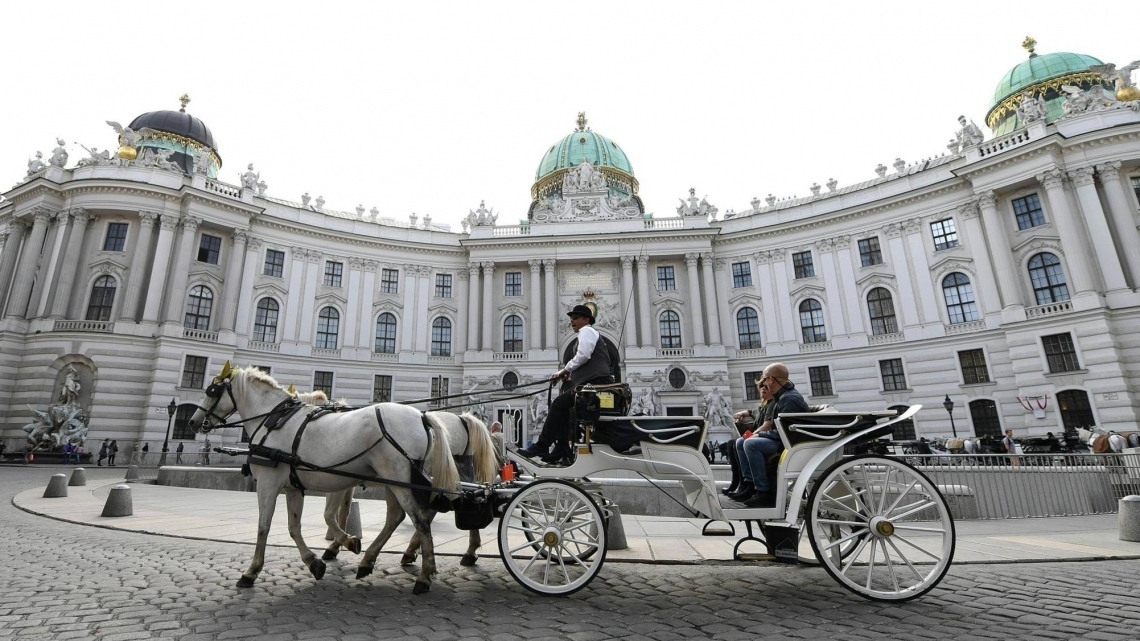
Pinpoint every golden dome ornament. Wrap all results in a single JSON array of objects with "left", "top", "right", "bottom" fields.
[
  {"left": 1117, "top": 85, "right": 1140, "bottom": 102},
  {"left": 116, "top": 145, "right": 138, "bottom": 160}
]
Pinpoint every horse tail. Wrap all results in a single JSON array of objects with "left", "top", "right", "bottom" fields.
[
  {"left": 423, "top": 413, "right": 460, "bottom": 494},
  {"left": 462, "top": 413, "right": 498, "bottom": 484}
]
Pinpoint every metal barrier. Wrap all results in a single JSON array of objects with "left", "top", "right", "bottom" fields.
[
  {"left": 899, "top": 452, "right": 1140, "bottom": 519},
  {"left": 126, "top": 450, "right": 240, "bottom": 482}
]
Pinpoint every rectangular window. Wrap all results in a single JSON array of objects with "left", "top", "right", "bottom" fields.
[
  {"left": 930, "top": 219, "right": 959, "bottom": 251},
  {"left": 103, "top": 223, "right": 128, "bottom": 252},
  {"left": 656, "top": 266, "right": 676, "bottom": 291},
  {"left": 879, "top": 359, "right": 907, "bottom": 391},
  {"left": 313, "top": 371, "right": 334, "bottom": 396},
  {"left": 430, "top": 376, "right": 449, "bottom": 407},
  {"left": 792, "top": 251, "right": 815, "bottom": 278},
  {"left": 197, "top": 234, "right": 222, "bottom": 264},
  {"left": 743, "top": 371, "right": 763, "bottom": 401},
  {"left": 958, "top": 349, "right": 991, "bottom": 384},
  {"left": 253, "top": 365, "right": 271, "bottom": 375},
  {"left": 1012, "top": 193, "right": 1046, "bottom": 230},
  {"left": 809, "top": 366, "right": 834, "bottom": 397},
  {"left": 263, "top": 249, "right": 285, "bottom": 277},
  {"left": 504, "top": 271, "right": 522, "bottom": 296},
  {"left": 731, "top": 261, "right": 752, "bottom": 288},
  {"left": 1042, "top": 333, "right": 1080, "bottom": 373},
  {"left": 1132, "top": 176, "right": 1140, "bottom": 205},
  {"left": 181, "top": 355, "right": 208, "bottom": 389},
  {"left": 323, "top": 261, "right": 343, "bottom": 287},
  {"left": 373, "top": 374, "right": 393, "bottom": 403},
  {"left": 435, "top": 273, "right": 452, "bottom": 298},
  {"left": 380, "top": 268, "right": 399, "bottom": 294},
  {"left": 858, "top": 237, "right": 883, "bottom": 267}
]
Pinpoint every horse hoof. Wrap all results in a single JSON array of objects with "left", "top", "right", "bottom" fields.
[
  {"left": 309, "top": 559, "right": 326, "bottom": 580},
  {"left": 348, "top": 537, "right": 362, "bottom": 555},
  {"left": 321, "top": 548, "right": 339, "bottom": 561},
  {"left": 460, "top": 553, "right": 478, "bottom": 567},
  {"left": 412, "top": 580, "right": 430, "bottom": 595},
  {"left": 400, "top": 552, "right": 417, "bottom": 566},
  {"left": 356, "top": 565, "right": 373, "bottom": 580},
  {"left": 236, "top": 575, "right": 255, "bottom": 588}
]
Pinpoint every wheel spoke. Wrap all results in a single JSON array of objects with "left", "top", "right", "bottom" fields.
[
  {"left": 839, "top": 474, "right": 874, "bottom": 516},
  {"left": 875, "top": 466, "right": 892, "bottom": 514},
  {"left": 889, "top": 499, "right": 939, "bottom": 521},
  {"left": 818, "top": 527, "right": 867, "bottom": 553},
  {"left": 891, "top": 532, "right": 944, "bottom": 562},
  {"left": 884, "top": 478, "right": 919, "bottom": 515},
  {"left": 821, "top": 492, "right": 868, "bottom": 520},
  {"left": 839, "top": 536, "right": 871, "bottom": 575},
  {"left": 886, "top": 536, "right": 927, "bottom": 582},
  {"left": 892, "top": 524, "right": 946, "bottom": 534},
  {"left": 815, "top": 517, "right": 867, "bottom": 527},
  {"left": 879, "top": 539, "right": 901, "bottom": 593},
  {"left": 864, "top": 536, "right": 879, "bottom": 589}
]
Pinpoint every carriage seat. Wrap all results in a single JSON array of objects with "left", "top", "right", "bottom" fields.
[{"left": 777, "top": 408, "right": 898, "bottom": 448}]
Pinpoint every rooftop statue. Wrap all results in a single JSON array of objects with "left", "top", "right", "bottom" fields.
[
  {"left": 1016, "top": 91, "right": 1047, "bottom": 124},
  {"left": 77, "top": 145, "right": 112, "bottom": 167},
  {"left": 50, "top": 139, "right": 68, "bottom": 168},
  {"left": 26, "top": 151, "right": 46, "bottom": 175},
  {"left": 241, "top": 164, "right": 260, "bottom": 192},
  {"left": 466, "top": 200, "right": 497, "bottom": 227},
  {"left": 1089, "top": 60, "right": 1140, "bottom": 101},
  {"left": 192, "top": 148, "right": 211, "bottom": 175},
  {"left": 955, "top": 116, "right": 984, "bottom": 149},
  {"left": 301, "top": 192, "right": 311, "bottom": 207},
  {"left": 315, "top": 196, "right": 325, "bottom": 210},
  {"left": 106, "top": 121, "right": 155, "bottom": 159}
]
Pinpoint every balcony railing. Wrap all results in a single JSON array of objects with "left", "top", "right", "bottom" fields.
[
  {"left": 799, "top": 340, "right": 832, "bottom": 353},
  {"left": 868, "top": 332, "right": 905, "bottom": 345},
  {"left": 371, "top": 352, "right": 398, "bottom": 362},
  {"left": 946, "top": 320, "right": 986, "bottom": 335},
  {"left": 736, "top": 347, "right": 767, "bottom": 359},
  {"left": 645, "top": 218, "right": 683, "bottom": 230},
  {"left": 53, "top": 320, "right": 114, "bottom": 333},
  {"left": 658, "top": 348, "right": 694, "bottom": 358},
  {"left": 976, "top": 128, "right": 1033, "bottom": 158},
  {"left": 312, "top": 348, "right": 341, "bottom": 359},
  {"left": 204, "top": 178, "right": 242, "bottom": 198},
  {"left": 183, "top": 328, "right": 219, "bottom": 342},
  {"left": 493, "top": 352, "right": 527, "bottom": 361},
  {"left": 248, "top": 341, "right": 280, "bottom": 352},
  {"left": 1025, "top": 300, "right": 1073, "bottom": 319},
  {"left": 492, "top": 225, "right": 531, "bottom": 237},
  {"left": 428, "top": 355, "right": 455, "bottom": 364}
]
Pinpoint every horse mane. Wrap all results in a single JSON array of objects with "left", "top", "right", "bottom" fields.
[
  {"left": 240, "top": 366, "right": 282, "bottom": 389},
  {"left": 297, "top": 390, "right": 328, "bottom": 405}
]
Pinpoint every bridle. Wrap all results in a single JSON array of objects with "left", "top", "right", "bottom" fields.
[{"left": 197, "top": 375, "right": 241, "bottom": 432}]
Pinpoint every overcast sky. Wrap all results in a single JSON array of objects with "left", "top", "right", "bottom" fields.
[{"left": 3, "top": 1, "right": 1136, "bottom": 231}]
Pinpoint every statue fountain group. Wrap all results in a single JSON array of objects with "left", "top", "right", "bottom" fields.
[{"left": 22, "top": 365, "right": 89, "bottom": 452}]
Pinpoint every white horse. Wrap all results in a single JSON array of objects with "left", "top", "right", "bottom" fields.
[
  {"left": 188, "top": 363, "right": 459, "bottom": 594},
  {"left": 322, "top": 411, "right": 499, "bottom": 568}
]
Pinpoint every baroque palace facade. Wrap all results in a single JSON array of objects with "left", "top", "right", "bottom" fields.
[{"left": 3, "top": 44, "right": 1140, "bottom": 450}]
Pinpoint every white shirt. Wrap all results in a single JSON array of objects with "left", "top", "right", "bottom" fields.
[{"left": 564, "top": 325, "right": 600, "bottom": 372}]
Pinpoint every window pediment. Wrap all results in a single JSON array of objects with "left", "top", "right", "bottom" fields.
[
  {"left": 1012, "top": 235, "right": 1063, "bottom": 263},
  {"left": 428, "top": 302, "right": 458, "bottom": 316},
  {"left": 252, "top": 282, "right": 288, "bottom": 299},
  {"left": 89, "top": 257, "right": 128, "bottom": 279},
  {"left": 314, "top": 291, "right": 348, "bottom": 307}
]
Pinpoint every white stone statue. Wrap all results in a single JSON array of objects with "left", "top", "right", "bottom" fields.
[
  {"left": 946, "top": 139, "right": 961, "bottom": 155},
  {"left": 315, "top": 196, "right": 325, "bottom": 210},
  {"left": 153, "top": 148, "right": 179, "bottom": 172},
  {"left": 893, "top": 157, "right": 907, "bottom": 173},
  {"left": 1089, "top": 60, "right": 1140, "bottom": 99},
  {"left": 60, "top": 365, "right": 81, "bottom": 405},
  {"left": 874, "top": 164, "right": 887, "bottom": 178},
  {"left": 240, "top": 164, "right": 260, "bottom": 191},
  {"left": 702, "top": 387, "right": 735, "bottom": 430},
  {"left": 529, "top": 395, "right": 549, "bottom": 430},
  {"left": 810, "top": 183, "right": 821, "bottom": 196},
  {"left": 765, "top": 194, "right": 776, "bottom": 206},
  {"left": 369, "top": 206, "right": 379, "bottom": 222},
  {"left": 192, "top": 148, "right": 210, "bottom": 175},
  {"left": 301, "top": 192, "right": 311, "bottom": 207},
  {"left": 27, "top": 151, "right": 46, "bottom": 175},
  {"left": 356, "top": 204, "right": 365, "bottom": 217},
  {"left": 955, "top": 116, "right": 984, "bottom": 148},
  {"left": 257, "top": 180, "right": 267, "bottom": 196},
  {"left": 50, "top": 139, "right": 68, "bottom": 168},
  {"left": 77, "top": 145, "right": 111, "bottom": 167},
  {"left": 1016, "top": 91, "right": 1047, "bottom": 123},
  {"left": 409, "top": 212, "right": 418, "bottom": 227},
  {"left": 630, "top": 387, "right": 657, "bottom": 416},
  {"left": 106, "top": 121, "right": 154, "bottom": 149},
  {"left": 826, "top": 178, "right": 838, "bottom": 192}
]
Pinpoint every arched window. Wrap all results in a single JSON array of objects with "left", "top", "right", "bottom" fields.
[
  {"left": 736, "top": 307, "right": 762, "bottom": 350},
  {"left": 315, "top": 307, "right": 340, "bottom": 349},
  {"left": 374, "top": 313, "right": 397, "bottom": 353},
  {"left": 799, "top": 299, "right": 827, "bottom": 343},
  {"left": 1057, "top": 389, "right": 1095, "bottom": 430},
  {"left": 968, "top": 399, "right": 1001, "bottom": 438},
  {"left": 942, "top": 273, "right": 979, "bottom": 324},
  {"left": 85, "top": 275, "right": 116, "bottom": 321},
  {"left": 253, "top": 298, "right": 279, "bottom": 343},
  {"left": 866, "top": 287, "right": 898, "bottom": 335},
  {"left": 659, "top": 311, "right": 682, "bottom": 349},
  {"left": 887, "top": 404, "right": 915, "bottom": 440},
  {"left": 431, "top": 317, "right": 452, "bottom": 356},
  {"left": 1028, "top": 253, "right": 1070, "bottom": 305},
  {"left": 502, "top": 372, "right": 518, "bottom": 390},
  {"left": 184, "top": 285, "right": 213, "bottom": 330},
  {"left": 503, "top": 315, "right": 523, "bottom": 353}
]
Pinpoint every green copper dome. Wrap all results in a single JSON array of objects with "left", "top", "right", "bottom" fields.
[
  {"left": 986, "top": 40, "right": 1110, "bottom": 136},
  {"left": 535, "top": 113, "right": 634, "bottom": 181}
]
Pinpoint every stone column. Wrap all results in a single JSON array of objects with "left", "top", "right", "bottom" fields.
[
  {"left": 544, "top": 259, "right": 557, "bottom": 349},
  {"left": 754, "top": 251, "right": 779, "bottom": 342},
  {"left": 833, "top": 237, "right": 865, "bottom": 335},
  {"left": 955, "top": 201, "right": 1000, "bottom": 315},
  {"left": 29, "top": 211, "right": 67, "bottom": 319},
  {"left": 281, "top": 247, "right": 307, "bottom": 341},
  {"left": 218, "top": 230, "right": 249, "bottom": 331},
  {"left": 118, "top": 211, "right": 157, "bottom": 321},
  {"left": 141, "top": 215, "right": 179, "bottom": 323},
  {"left": 770, "top": 250, "right": 796, "bottom": 342},
  {"left": 816, "top": 239, "right": 847, "bottom": 336},
  {"left": 1096, "top": 161, "right": 1140, "bottom": 287},
  {"left": 700, "top": 252, "right": 721, "bottom": 345},
  {"left": 357, "top": 260, "right": 378, "bottom": 349},
  {"left": 0, "top": 221, "right": 28, "bottom": 315},
  {"left": 5, "top": 208, "right": 53, "bottom": 319},
  {"left": 903, "top": 218, "right": 941, "bottom": 324},
  {"left": 455, "top": 267, "right": 470, "bottom": 353},
  {"left": 466, "top": 263, "right": 481, "bottom": 351},
  {"left": 884, "top": 224, "right": 920, "bottom": 328},
  {"left": 233, "top": 236, "right": 262, "bottom": 337},
  {"left": 415, "top": 266, "right": 432, "bottom": 353},
  {"left": 635, "top": 255, "right": 651, "bottom": 347},
  {"left": 528, "top": 259, "right": 543, "bottom": 350},
  {"left": 163, "top": 215, "right": 201, "bottom": 324},
  {"left": 298, "top": 251, "right": 322, "bottom": 343},
  {"left": 712, "top": 257, "right": 734, "bottom": 345},
  {"left": 975, "top": 193, "right": 1022, "bottom": 309},
  {"left": 620, "top": 256, "right": 638, "bottom": 346},
  {"left": 1070, "top": 166, "right": 1128, "bottom": 293},
  {"left": 481, "top": 261, "right": 495, "bottom": 351},
  {"left": 1038, "top": 169, "right": 1097, "bottom": 295},
  {"left": 343, "top": 258, "right": 363, "bottom": 348},
  {"left": 49, "top": 209, "right": 92, "bottom": 319},
  {"left": 401, "top": 264, "right": 418, "bottom": 352},
  {"left": 684, "top": 253, "right": 705, "bottom": 346}
]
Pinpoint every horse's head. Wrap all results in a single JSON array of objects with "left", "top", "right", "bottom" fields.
[{"left": 188, "top": 361, "right": 239, "bottom": 433}]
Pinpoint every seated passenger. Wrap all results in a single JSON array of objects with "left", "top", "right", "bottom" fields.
[
  {"left": 724, "top": 376, "right": 769, "bottom": 496},
  {"left": 730, "top": 363, "right": 808, "bottom": 508}
]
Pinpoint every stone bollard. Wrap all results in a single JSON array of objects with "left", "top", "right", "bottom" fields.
[
  {"left": 605, "top": 502, "right": 628, "bottom": 550},
  {"left": 1120, "top": 495, "right": 1140, "bottom": 542},
  {"left": 43, "top": 473, "right": 68, "bottom": 498},
  {"left": 68, "top": 468, "right": 87, "bottom": 487},
  {"left": 326, "top": 499, "right": 363, "bottom": 541},
  {"left": 101, "top": 484, "right": 133, "bottom": 517},
  {"left": 125, "top": 464, "right": 140, "bottom": 481}
]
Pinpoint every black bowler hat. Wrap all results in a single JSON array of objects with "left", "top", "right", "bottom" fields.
[{"left": 567, "top": 304, "right": 595, "bottom": 324}]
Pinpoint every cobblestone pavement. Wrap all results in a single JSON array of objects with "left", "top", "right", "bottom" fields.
[{"left": 2, "top": 467, "right": 1138, "bottom": 640}]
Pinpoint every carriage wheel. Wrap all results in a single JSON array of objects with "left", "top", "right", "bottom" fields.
[
  {"left": 499, "top": 479, "right": 607, "bottom": 596},
  {"left": 806, "top": 455, "right": 955, "bottom": 602}
]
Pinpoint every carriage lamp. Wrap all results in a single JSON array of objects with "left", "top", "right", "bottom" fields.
[
  {"left": 161, "top": 397, "right": 177, "bottom": 465},
  {"left": 943, "top": 395, "right": 958, "bottom": 438}
]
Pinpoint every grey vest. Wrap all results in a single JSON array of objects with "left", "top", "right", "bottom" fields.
[{"left": 570, "top": 329, "right": 613, "bottom": 387}]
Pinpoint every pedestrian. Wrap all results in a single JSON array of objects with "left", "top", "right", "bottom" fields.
[
  {"left": 142, "top": 442, "right": 149, "bottom": 453},
  {"left": 1003, "top": 429, "right": 1020, "bottom": 467},
  {"left": 201, "top": 439, "right": 211, "bottom": 466},
  {"left": 489, "top": 421, "right": 506, "bottom": 466},
  {"left": 108, "top": 439, "right": 119, "bottom": 466},
  {"left": 175, "top": 441, "right": 184, "bottom": 464},
  {"left": 98, "top": 438, "right": 110, "bottom": 466},
  {"left": 63, "top": 442, "right": 73, "bottom": 464}
]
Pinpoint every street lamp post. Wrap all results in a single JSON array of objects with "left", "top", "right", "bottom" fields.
[
  {"left": 943, "top": 394, "right": 958, "bottom": 438},
  {"left": 161, "top": 398, "right": 176, "bottom": 466}
]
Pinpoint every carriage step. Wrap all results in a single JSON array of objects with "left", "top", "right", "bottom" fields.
[
  {"left": 737, "top": 552, "right": 778, "bottom": 562},
  {"left": 701, "top": 520, "right": 736, "bottom": 537}
]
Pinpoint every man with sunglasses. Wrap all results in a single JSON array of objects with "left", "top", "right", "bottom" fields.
[{"left": 732, "top": 363, "right": 808, "bottom": 507}]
